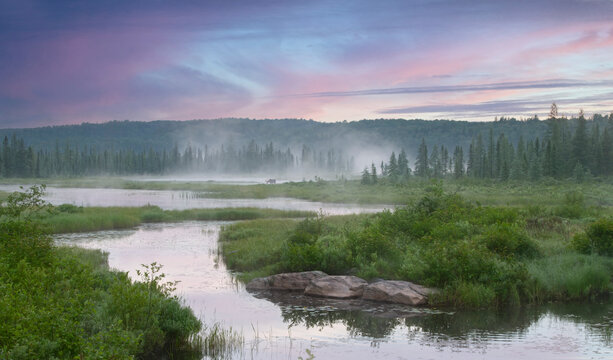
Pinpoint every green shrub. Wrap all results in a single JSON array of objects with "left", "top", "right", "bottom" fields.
[
  {"left": 55, "top": 203, "right": 83, "bottom": 213},
  {"left": 585, "top": 218, "right": 613, "bottom": 256},
  {"left": 554, "top": 191, "right": 587, "bottom": 218},
  {"left": 481, "top": 224, "right": 540, "bottom": 258},
  {"left": 572, "top": 218, "right": 613, "bottom": 256},
  {"left": 314, "top": 235, "right": 352, "bottom": 274},
  {"left": 280, "top": 217, "right": 325, "bottom": 272},
  {"left": 1, "top": 187, "right": 203, "bottom": 359},
  {"left": 141, "top": 207, "right": 169, "bottom": 222}
]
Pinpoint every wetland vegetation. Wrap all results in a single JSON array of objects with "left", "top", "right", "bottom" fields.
[
  {"left": 220, "top": 181, "right": 613, "bottom": 308},
  {"left": 0, "top": 186, "right": 205, "bottom": 359},
  {"left": 39, "top": 203, "right": 314, "bottom": 234}
]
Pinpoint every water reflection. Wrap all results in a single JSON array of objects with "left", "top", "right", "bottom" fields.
[
  {"left": 251, "top": 288, "right": 613, "bottom": 348},
  {"left": 54, "top": 220, "right": 613, "bottom": 359}
]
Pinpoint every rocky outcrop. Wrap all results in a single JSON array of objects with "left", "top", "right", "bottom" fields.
[
  {"left": 362, "top": 280, "right": 436, "bottom": 306},
  {"left": 246, "top": 272, "right": 437, "bottom": 306},
  {"left": 304, "top": 275, "right": 368, "bottom": 299},
  {"left": 246, "top": 271, "right": 328, "bottom": 291}
]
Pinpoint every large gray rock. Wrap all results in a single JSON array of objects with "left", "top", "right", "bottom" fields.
[
  {"left": 362, "top": 280, "right": 436, "bottom": 306},
  {"left": 246, "top": 271, "right": 328, "bottom": 291},
  {"left": 304, "top": 275, "right": 368, "bottom": 299}
]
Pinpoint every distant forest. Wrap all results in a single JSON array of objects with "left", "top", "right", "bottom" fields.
[
  {"left": 0, "top": 116, "right": 552, "bottom": 155},
  {"left": 368, "top": 106, "right": 613, "bottom": 183},
  {"left": 0, "top": 109, "right": 611, "bottom": 180},
  {"left": 0, "top": 138, "right": 353, "bottom": 177}
]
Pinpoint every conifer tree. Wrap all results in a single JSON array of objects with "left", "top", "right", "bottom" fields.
[
  {"left": 415, "top": 138, "right": 429, "bottom": 177},
  {"left": 453, "top": 146, "right": 464, "bottom": 178}
]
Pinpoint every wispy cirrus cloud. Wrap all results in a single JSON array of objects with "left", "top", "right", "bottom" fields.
[
  {"left": 287, "top": 79, "right": 613, "bottom": 98},
  {"left": 378, "top": 91, "right": 613, "bottom": 116}
]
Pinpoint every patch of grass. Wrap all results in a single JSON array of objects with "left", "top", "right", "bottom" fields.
[
  {"left": 526, "top": 253, "right": 613, "bottom": 302},
  {"left": 219, "top": 219, "right": 299, "bottom": 282},
  {"left": 41, "top": 205, "right": 315, "bottom": 233}
]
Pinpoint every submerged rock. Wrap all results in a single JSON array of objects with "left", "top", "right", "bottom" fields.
[
  {"left": 246, "top": 271, "right": 328, "bottom": 291},
  {"left": 304, "top": 275, "right": 368, "bottom": 299},
  {"left": 362, "top": 280, "right": 436, "bottom": 306}
]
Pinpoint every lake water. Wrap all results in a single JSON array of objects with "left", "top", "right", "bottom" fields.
[
  {"left": 55, "top": 221, "right": 613, "bottom": 360},
  {"left": 0, "top": 185, "right": 389, "bottom": 215}
]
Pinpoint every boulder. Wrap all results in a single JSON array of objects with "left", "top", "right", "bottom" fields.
[
  {"left": 246, "top": 271, "right": 328, "bottom": 291},
  {"left": 304, "top": 275, "right": 368, "bottom": 299},
  {"left": 362, "top": 280, "right": 436, "bottom": 306}
]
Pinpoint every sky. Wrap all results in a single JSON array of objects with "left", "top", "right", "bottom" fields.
[{"left": 1, "top": 0, "right": 613, "bottom": 128}]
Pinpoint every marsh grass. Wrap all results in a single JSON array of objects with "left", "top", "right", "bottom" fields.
[
  {"left": 219, "top": 187, "right": 613, "bottom": 309},
  {"left": 42, "top": 206, "right": 315, "bottom": 233},
  {"left": 5, "top": 176, "right": 613, "bottom": 207},
  {"left": 197, "top": 323, "right": 245, "bottom": 359},
  {"left": 526, "top": 253, "right": 613, "bottom": 302}
]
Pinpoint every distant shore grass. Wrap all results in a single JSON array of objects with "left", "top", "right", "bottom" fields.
[
  {"left": 42, "top": 205, "right": 315, "bottom": 234},
  {"left": 2, "top": 176, "right": 613, "bottom": 208}
]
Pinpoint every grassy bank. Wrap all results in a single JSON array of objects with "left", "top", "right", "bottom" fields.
[
  {"left": 2, "top": 176, "right": 613, "bottom": 207},
  {"left": 0, "top": 188, "right": 204, "bottom": 359},
  {"left": 220, "top": 185, "right": 613, "bottom": 308},
  {"left": 41, "top": 204, "right": 315, "bottom": 233}
]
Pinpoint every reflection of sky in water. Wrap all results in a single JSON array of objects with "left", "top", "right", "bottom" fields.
[
  {"left": 55, "top": 222, "right": 613, "bottom": 360},
  {"left": 0, "top": 185, "right": 389, "bottom": 215}
]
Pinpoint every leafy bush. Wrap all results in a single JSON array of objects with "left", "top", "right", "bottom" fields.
[
  {"left": 572, "top": 218, "right": 613, "bottom": 256},
  {"left": 554, "top": 190, "right": 587, "bottom": 218},
  {"left": 480, "top": 224, "right": 540, "bottom": 258},
  {"left": 55, "top": 203, "right": 83, "bottom": 213},
  {"left": 0, "top": 186, "right": 203, "bottom": 359}
]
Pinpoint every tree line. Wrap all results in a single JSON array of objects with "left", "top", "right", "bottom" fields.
[
  {"left": 369, "top": 105, "right": 613, "bottom": 183},
  {"left": 0, "top": 137, "right": 354, "bottom": 178}
]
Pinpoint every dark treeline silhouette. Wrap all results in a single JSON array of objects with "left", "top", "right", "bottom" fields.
[
  {"left": 373, "top": 105, "right": 613, "bottom": 182},
  {"left": 0, "top": 137, "right": 354, "bottom": 177},
  {"left": 0, "top": 117, "right": 549, "bottom": 157}
]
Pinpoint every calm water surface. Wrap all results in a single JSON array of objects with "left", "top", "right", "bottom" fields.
[
  {"left": 0, "top": 185, "right": 389, "bottom": 215},
  {"left": 55, "top": 222, "right": 613, "bottom": 360}
]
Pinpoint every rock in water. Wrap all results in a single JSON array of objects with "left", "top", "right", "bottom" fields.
[
  {"left": 362, "top": 280, "right": 436, "bottom": 305},
  {"left": 246, "top": 271, "right": 328, "bottom": 291},
  {"left": 304, "top": 275, "right": 368, "bottom": 299}
]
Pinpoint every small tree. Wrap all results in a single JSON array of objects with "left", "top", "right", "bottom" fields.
[
  {"left": 361, "top": 167, "right": 371, "bottom": 185},
  {"left": 415, "top": 138, "right": 429, "bottom": 177},
  {"left": 370, "top": 163, "right": 378, "bottom": 184}
]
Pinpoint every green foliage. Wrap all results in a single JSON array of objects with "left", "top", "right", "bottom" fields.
[
  {"left": 220, "top": 185, "right": 612, "bottom": 309},
  {"left": 554, "top": 191, "right": 588, "bottom": 218},
  {"left": 55, "top": 203, "right": 83, "bottom": 213},
  {"left": 480, "top": 224, "right": 539, "bottom": 258},
  {"left": 0, "top": 186, "right": 203, "bottom": 359},
  {"left": 572, "top": 218, "right": 613, "bottom": 256},
  {"left": 526, "top": 254, "right": 612, "bottom": 302}
]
